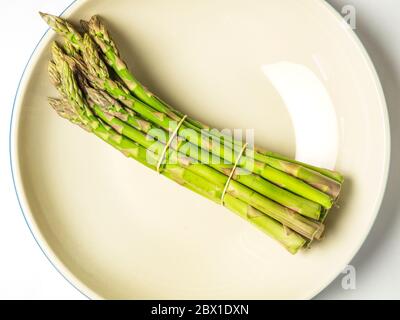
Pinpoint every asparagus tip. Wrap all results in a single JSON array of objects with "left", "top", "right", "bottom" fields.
[
  {"left": 89, "top": 14, "right": 101, "bottom": 24},
  {"left": 39, "top": 11, "right": 53, "bottom": 23},
  {"left": 88, "top": 15, "right": 105, "bottom": 35},
  {"left": 38, "top": 11, "right": 46, "bottom": 18},
  {"left": 80, "top": 19, "right": 89, "bottom": 32}
]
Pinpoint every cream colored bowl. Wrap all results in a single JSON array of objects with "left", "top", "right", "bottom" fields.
[{"left": 11, "top": 0, "right": 390, "bottom": 299}]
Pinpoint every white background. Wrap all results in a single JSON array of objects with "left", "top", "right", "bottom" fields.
[{"left": 0, "top": 0, "right": 398, "bottom": 300}]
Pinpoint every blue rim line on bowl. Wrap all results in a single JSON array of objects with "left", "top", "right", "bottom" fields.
[{"left": 8, "top": 0, "right": 89, "bottom": 300}]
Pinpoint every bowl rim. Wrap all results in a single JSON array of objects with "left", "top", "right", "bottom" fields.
[
  {"left": 9, "top": 0, "right": 391, "bottom": 300},
  {"left": 9, "top": 0, "right": 100, "bottom": 300}
]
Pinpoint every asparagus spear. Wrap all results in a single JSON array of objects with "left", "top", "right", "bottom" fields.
[
  {"left": 49, "top": 38, "right": 334, "bottom": 212},
  {"left": 84, "top": 15, "right": 343, "bottom": 194},
  {"left": 63, "top": 40, "right": 80, "bottom": 58},
  {"left": 50, "top": 98, "right": 306, "bottom": 254},
  {"left": 222, "top": 194, "right": 307, "bottom": 254},
  {"left": 254, "top": 154, "right": 342, "bottom": 198},
  {"left": 85, "top": 90, "right": 325, "bottom": 239},
  {"left": 40, "top": 12, "right": 342, "bottom": 198},
  {"left": 56, "top": 60, "right": 324, "bottom": 240},
  {"left": 50, "top": 64, "right": 307, "bottom": 253},
  {"left": 86, "top": 86, "right": 322, "bottom": 220},
  {"left": 77, "top": 37, "right": 335, "bottom": 209},
  {"left": 41, "top": 12, "right": 347, "bottom": 252},
  {"left": 256, "top": 148, "right": 344, "bottom": 184},
  {"left": 85, "top": 16, "right": 212, "bottom": 130},
  {"left": 40, "top": 12, "right": 83, "bottom": 49},
  {"left": 43, "top": 12, "right": 341, "bottom": 205}
]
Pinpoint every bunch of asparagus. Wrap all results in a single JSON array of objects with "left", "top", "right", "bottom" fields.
[{"left": 40, "top": 12, "right": 343, "bottom": 254}]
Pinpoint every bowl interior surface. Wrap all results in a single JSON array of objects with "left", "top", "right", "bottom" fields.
[{"left": 13, "top": 0, "right": 389, "bottom": 299}]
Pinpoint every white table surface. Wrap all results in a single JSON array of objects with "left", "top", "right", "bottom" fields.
[{"left": 0, "top": 0, "right": 398, "bottom": 300}]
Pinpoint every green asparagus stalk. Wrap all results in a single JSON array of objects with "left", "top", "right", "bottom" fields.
[
  {"left": 84, "top": 15, "right": 343, "bottom": 194},
  {"left": 56, "top": 60, "right": 324, "bottom": 240},
  {"left": 84, "top": 90, "right": 325, "bottom": 239},
  {"left": 40, "top": 12, "right": 342, "bottom": 199},
  {"left": 49, "top": 97, "right": 306, "bottom": 254},
  {"left": 40, "top": 12, "right": 83, "bottom": 49},
  {"left": 48, "top": 97, "right": 90, "bottom": 132},
  {"left": 49, "top": 39, "right": 334, "bottom": 212},
  {"left": 63, "top": 40, "right": 80, "bottom": 58},
  {"left": 222, "top": 194, "right": 307, "bottom": 254},
  {"left": 49, "top": 64, "right": 307, "bottom": 253},
  {"left": 257, "top": 148, "right": 344, "bottom": 183},
  {"left": 254, "top": 154, "right": 342, "bottom": 198},
  {"left": 41, "top": 12, "right": 346, "bottom": 253},
  {"left": 84, "top": 16, "right": 212, "bottom": 131},
  {"left": 78, "top": 37, "right": 335, "bottom": 209},
  {"left": 85, "top": 86, "right": 322, "bottom": 220}
]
